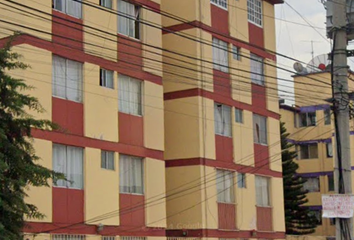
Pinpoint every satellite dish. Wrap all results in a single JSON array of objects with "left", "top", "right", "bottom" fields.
[
  {"left": 293, "top": 62, "right": 307, "bottom": 74},
  {"left": 306, "top": 54, "right": 331, "bottom": 73}
]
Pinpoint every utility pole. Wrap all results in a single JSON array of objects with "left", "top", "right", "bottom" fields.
[{"left": 331, "top": 0, "right": 353, "bottom": 239}]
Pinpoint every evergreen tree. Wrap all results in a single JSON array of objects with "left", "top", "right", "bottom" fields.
[
  {"left": 0, "top": 38, "right": 64, "bottom": 239},
  {"left": 281, "top": 122, "right": 318, "bottom": 235}
]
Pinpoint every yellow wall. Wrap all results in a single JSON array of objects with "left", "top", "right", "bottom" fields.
[
  {"left": 272, "top": 178, "right": 286, "bottom": 232},
  {"left": 161, "top": 0, "right": 198, "bottom": 27},
  {"left": 265, "top": 60, "right": 279, "bottom": 113},
  {"left": 229, "top": 0, "right": 249, "bottom": 42},
  {"left": 237, "top": 174, "right": 257, "bottom": 230},
  {"left": 263, "top": 2, "right": 276, "bottom": 52},
  {"left": 269, "top": 118, "right": 282, "bottom": 172}
]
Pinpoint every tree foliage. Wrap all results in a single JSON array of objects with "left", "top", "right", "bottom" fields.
[
  {"left": 0, "top": 38, "right": 64, "bottom": 239},
  {"left": 281, "top": 122, "right": 318, "bottom": 235}
]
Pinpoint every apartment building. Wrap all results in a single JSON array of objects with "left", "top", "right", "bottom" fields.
[
  {"left": 162, "top": 0, "right": 285, "bottom": 239},
  {"left": 280, "top": 69, "right": 354, "bottom": 237},
  {"left": 0, "top": 0, "right": 165, "bottom": 239}
]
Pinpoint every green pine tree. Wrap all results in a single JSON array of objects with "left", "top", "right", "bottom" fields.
[
  {"left": 0, "top": 37, "right": 64, "bottom": 239},
  {"left": 281, "top": 121, "right": 318, "bottom": 235}
]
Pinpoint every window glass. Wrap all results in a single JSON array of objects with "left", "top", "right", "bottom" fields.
[
  {"left": 119, "top": 155, "right": 144, "bottom": 194},
  {"left": 53, "top": 0, "right": 82, "bottom": 19},
  {"left": 118, "top": 0, "right": 140, "bottom": 39},
  {"left": 324, "top": 109, "right": 331, "bottom": 125},
  {"left": 118, "top": 74, "right": 142, "bottom": 115},
  {"left": 253, "top": 114, "right": 267, "bottom": 145},
  {"left": 100, "top": 69, "right": 114, "bottom": 89},
  {"left": 235, "top": 108, "right": 243, "bottom": 123},
  {"left": 216, "top": 169, "right": 234, "bottom": 203},
  {"left": 247, "top": 0, "right": 262, "bottom": 26},
  {"left": 212, "top": 38, "right": 229, "bottom": 73},
  {"left": 326, "top": 142, "right": 333, "bottom": 158},
  {"left": 297, "top": 144, "right": 318, "bottom": 159},
  {"left": 210, "top": 0, "right": 227, "bottom": 9},
  {"left": 232, "top": 45, "right": 241, "bottom": 61},
  {"left": 237, "top": 173, "right": 246, "bottom": 188},
  {"left": 328, "top": 174, "right": 334, "bottom": 191},
  {"left": 101, "top": 151, "right": 115, "bottom": 170},
  {"left": 302, "top": 177, "right": 320, "bottom": 192},
  {"left": 299, "top": 112, "right": 316, "bottom": 127},
  {"left": 255, "top": 176, "right": 269, "bottom": 206},
  {"left": 214, "top": 103, "right": 232, "bottom": 137},
  {"left": 250, "top": 53, "right": 264, "bottom": 85},
  {"left": 100, "top": 0, "right": 113, "bottom": 8}
]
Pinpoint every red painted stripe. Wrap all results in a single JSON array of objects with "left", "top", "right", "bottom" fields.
[
  {"left": 31, "top": 129, "right": 163, "bottom": 160},
  {"left": 163, "top": 21, "right": 276, "bottom": 61},
  {"left": 24, "top": 222, "right": 166, "bottom": 236},
  {"left": 165, "top": 158, "right": 282, "bottom": 178},
  {"left": 120, "top": 194, "right": 145, "bottom": 227},
  {"left": 211, "top": 4, "right": 229, "bottom": 35},
  {"left": 119, "top": 113, "right": 144, "bottom": 147},
  {"left": 257, "top": 206, "right": 273, "bottom": 231},
  {"left": 248, "top": 22, "right": 264, "bottom": 48},
  {"left": 166, "top": 229, "right": 285, "bottom": 239},
  {"left": 164, "top": 88, "right": 280, "bottom": 120},
  {"left": 133, "top": 0, "right": 161, "bottom": 11},
  {"left": 0, "top": 34, "right": 162, "bottom": 85},
  {"left": 218, "top": 203, "right": 236, "bottom": 230},
  {"left": 53, "top": 188, "right": 84, "bottom": 224}
]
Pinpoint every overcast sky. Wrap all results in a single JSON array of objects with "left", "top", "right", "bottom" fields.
[{"left": 275, "top": 0, "right": 333, "bottom": 104}]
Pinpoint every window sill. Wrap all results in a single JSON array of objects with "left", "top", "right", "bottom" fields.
[
  {"left": 256, "top": 205, "right": 272, "bottom": 208},
  {"left": 251, "top": 81, "right": 265, "bottom": 86},
  {"left": 53, "top": 186, "right": 83, "bottom": 190},
  {"left": 117, "top": 33, "right": 141, "bottom": 42},
  {"left": 118, "top": 111, "right": 143, "bottom": 117},
  {"left": 120, "top": 192, "right": 144, "bottom": 196},
  {"left": 217, "top": 201, "right": 236, "bottom": 205},
  {"left": 52, "top": 9, "right": 82, "bottom": 20},
  {"left": 210, "top": 2, "right": 228, "bottom": 11},
  {"left": 248, "top": 20, "right": 263, "bottom": 28},
  {"left": 254, "top": 142, "right": 268, "bottom": 146},
  {"left": 215, "top": 133, "right": 232, "bottom": 138}
]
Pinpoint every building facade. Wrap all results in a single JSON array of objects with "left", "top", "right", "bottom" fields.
[
  {"left": 162, "top": 0, "right": 285, "bottom": 240},
  {"left": 0, "top": 0, "right": 285, "bottom": 240}
]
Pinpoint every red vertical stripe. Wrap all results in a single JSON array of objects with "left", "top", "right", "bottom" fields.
[
  {"left": 118, "top": 112, "right": 144, "bottom": 146},
  {"left": 215, "top": 135, "right": 233, "bottom": 162},
  {"left": 218, "top": 203, "right": 236, "bottom": 229},
  {"left": 257, "top": 206, "right": 273, "bottom": 231}
]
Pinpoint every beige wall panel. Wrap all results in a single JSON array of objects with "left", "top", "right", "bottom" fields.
[
  {"left": 280, "top": 109, "right": 295, "bottom": 135},
  {"left": 85, "top": 148, "right": 119, "bottom": 225},
  {"left": 24, "top": 139, "right": 53, "bottom": 222},
  {"left": 201, "top": 166, "right": 218, "bottom": 229},
  {"left": 234, "top": 110, "right": 254, "bottom": 166},
  {"left": 304, "top": 192, "right": 322, "bottom": 206},
  {"left": 200, "top": 98, "right": 216, "bottom": 160},
  {"left": 263, "top": 2, "right": 276, "bottom": 52},
  {"left": 23, "top": 234, "right": 51, "bottom": 240},
  {"left": 164, "top": 97, "right": 201, "bottom": 160},
  {"left": 271, "top": 178, "right": 285, "bottom": 232},
  {"left": 166, "top": 166, "right": 203, "bottom": 228},
  {"left": 145, "top": 159, "right": 166, "bottom": 228},
  {"left": 84, "top": 0, "right": 117, "bottom": 61},
  {"left": 142, "top": 10, "right": 163, "bottom": 77},
  {"left": 84, "top": 63, "right": 118, "bottom": 142},
  {"left": 237, "top": 174, "right": 257, "bottom": 230},
  {"left": 200, "top": 31, "right": 214, "bottom": 92},
  {"left": 161, "top": 0, "right": 198, "bottom": 26},
  {"left": 269, "top": 118, "right": 282, "bottom": 172},
  {"left": 265, "top": 60, "right": 279, "bottom": 113},
  {"left": 144, "top": 82, "right": 164, "bottom": 150},
  {"left": 200, "top": 0, "right": 211, "bottom": 28},
  {"left": 229, "top": 0, "right": 249, "bottom": 42},
  {"left": 231, "top": 49, "right": 252, "bottom": 105},
  {"left": 11, "top": 45, "right": 52, "bottom": 121}
]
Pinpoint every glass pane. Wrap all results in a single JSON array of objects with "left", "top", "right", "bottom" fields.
[
  {"left": 214, "top": 103, "right": 223, "bottom": 135},
  {"left": 53, "top": 144, "right": 67, "bottom": 187},
  {"left": 129, "top": 78, "right": 142, "bottom": 115},
  {"left": 118, "top": 75, "right": 130, "bottom": 113},
  {"left": 118, "top": 0, "right": 128, "bottom": 35},
  {"left": 131, "top": 157, "right": 143, "bottom": 194},
  {"left": 300, "top": 145, "right": 309, "bottom": 159},
  {"left": 119, "top": 155, "right": 131, "bottom": 193},
  {"left": 52, "top": 55, "right": 66, "bottom": 98},
  {"left": 223, "top": 105, "right": 232, "bottom": 137},
  {"left": 66, "top": 60, "right": 82, "bottom": 102},
  {"left": 309, "top": 144, "right": 318, "bottom": 158},
  {"left": 216, "top": 170, "right": 224, "bottom": 202},
  {"left": 66, "top": 146, "right": 83, "bottom": 189}
]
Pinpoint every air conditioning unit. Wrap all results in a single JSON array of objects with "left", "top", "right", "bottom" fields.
[{"left": 325, "top": 0, "right": 354, "bottom": 40}]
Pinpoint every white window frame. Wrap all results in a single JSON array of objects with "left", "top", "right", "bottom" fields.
[
  {"left": 121, "top": 237, "right": 146, "bottom": 240},
  {"left": 232, "top": 45, "right": 241, "bottom": 61},
  {"left": 119, "top": 155, "right": 144, "bottom": 195},
  {"left": 235, "top": 108, "right": 243, "bottom": 123},
  {"left": 52, "top": 144, "right": 84, "bottom": 190},
  {"left": 297, "top": 144, "right": 318, "bottom": 160},
  {"left": 237, "top": 173, "right": 246, "bottom": 188},
  {"left": 253, "top": 114, "right": 267, "bottom": 145},
  {"left": 210, "top": 0, "right": 227, "bottom": 9},
  {"left": 53, "top": 0, "right": 82, "bottom": 19},
  {"left": 247, "top": 0, "right": 262, "bottom": 27},
  {"left": 52, "top": 234, "right": 86, "bottom": 240},
  {"left": 250, "top": 53, "right": 264, "bottom": 85},
  {"left": 100, "top": 0, "right": 113, "bottom": 9},
  {"left": 216, "top": 169, "right": 235, "bottom": 203},
  {"left": 255, "top": 176, "right": 270, "bottom": 207},
  {"left": 100, "top": 68, "right": 114, "bottom": 89},
  {"left": 118, "top": 74, "right": 143, "bottom": 116},
  {"left": 302, "top": 177, "right": 320, "bottom": 193},
  {"left": 117, "top": 0, "right": 141, "bottom": 39},
  {"left": 101, "top": 150, "right": 115, "bottom": 170},
  {"left": 212, "top": 38, "right": 229, "bottom": 73},
  {"left": 52, "top": 55, "right": 83, "bottom": 103},
  {"left": 214, "top": 103, "right": 232, "bottom": 137}
]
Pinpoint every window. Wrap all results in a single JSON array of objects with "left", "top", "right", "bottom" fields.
[
  {"left": 118, "top": 74, "right": 142, "bottom": 115},
  {"left": 255, "top": 176, "right": 270, "bottom": 207},
  {"left": 330, "top": 218, "right": 336, "bottom": 225},
  {"left": 119, "top": 155, "right": 144, "bottom": 194},
  {"left": 253, "top": 114, "right": 267, "bottom": 145},
  {"left": 298, "top": 112, "right": 316, "bottom": 127},
  {"left": 214, "top": 103, "right": 232, "bottom": 137},
  {"left": 122, "top": 237, "right": 146, "bottom": 240},
  {"left": 250, "top": 54, "right": 264, "bottom": 85},
  {"left": 235, "top": 108, "right": 243, "bottom": 123},
  {"left": 210, "top": 0, "right": 227, "bottom": 9},
  {"left": 100, "top": 0, "right": 113, "bottom": 9},
  {"left": 118, "top": 0, "right": 140, "bottom": 39},
  {"left": 53, "top": 144, "right": 83, "bottom": 189},
  {"left": 328, "top": 174, "right": 334, "bottom": 191},
  {"left": 237, "top": 173, "right": 246, "bottom": 188},
  {"left": 53, "top": 0, "right": 82, "bottom": 19},
  {"left": 102, "top": 237, "right": 116, "bottom": 240},
  {"left": 309, "top": 210, "right": 322, "bottom": 225},
  {"left": 52, "top": 55, "right": 83, "bottom": 102},
  {"left": 216, "top": 169, "right": 234, "bottom": 203},
  {"left": 326, "top": 142, "right": 333, "bottom": 158},
  {"left": 297, "top": 144, "right": 318, "bottom": 159},
  {"left": 232, "top": 45, "right": 241, "bottom": 61},
  {"left": 212, "top": 38, "right": 229, "bottom": 73},
  {"left": 302, "top": 177, "right": 320, "bottom": 192},
  {"left": 100, "top": 69, "right": 114, "bottom": 89},
  {"left": 247, "top": 0, "right": 262, "bottom": 26},
  {"left": 324, "top": 109, "right": 331, "bottom": 125},
  {"left": 52, "top": 235, "right": 85, "bottom": 240},
  {"left": 101, "top": 151, "right": 115, "bottom": 170}
]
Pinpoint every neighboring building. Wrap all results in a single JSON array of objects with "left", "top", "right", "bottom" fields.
[
  {"left": 0, "top": 1, "right": 165, "bottom": 240},
  {"left": 280, "top": 69, "right": 354, "bottom": 237},
  {"left": 162, "top": 0, "right": 285, "bottom": 240}
]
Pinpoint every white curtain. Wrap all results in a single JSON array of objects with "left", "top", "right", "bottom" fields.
[
  {"left": 67, "top": 146, "right": 83, "bottom": 189},
  {"left": 303, "top": 177, "right": 320, "bottom": 192},
  {"left": 66, "top": 59, "right": 82, "bottom": 102},
  {"left": 53, "top": 144, "right": 67, "bottom": 187},
  {"left": 131, "top": 157, "right": 144, "bottom": 194},
  {"left": 67, "top": 0, "right": 82, "bottom": 19},
  {"left": 224, "top": 171, "right": 234, "bottom": 203},
  {"left": 106, "top": 151, "right": 115, "bottom": 170},
  {"left": 223, "top": 105, "right": 232, "bottom": 137},
  {"left": 127, "top": 2, "right": 135, "bottom": 37},
  {"left": 214, "top": 103, "right": 223, "bottom": 135},
  {"left": 119, "top": 155, "right": 131, "bottom": 193},
  {"left": 327, "top": 142, "right": 333, "bottom": 157},
  {"left": 52, "top": 55, "right": 66, "bottom": 99},
  {"left": 250, "top": 54, "right": 264, "bottom": 85},
  {"left": 259, "top": 115, "right": 267, "bottom": 144},
  {"left": 212, "top": 38, "right": 219, "bottom": 70},
  {"left": 219, "top": 40, "right": 228, "bottom": 73},
  {"left": 216, "top": 170, "right": 224, "bottom": 202},
  {"left": 118, "top": 0, "right": 128, "bottom": 35},
  {"left": 253, "top": 114, "right": 267, "bottom": 144},
  {"left": 106, "top": 70, "right": 114, "bottom": 89},
  {"left": 130, "top": 78, "right": 142, "bottom": 115},
  {"left": 256, "top": 176, "right": 269, "bottom": 206},
  {"left": 253, "top": 114, "right": 260, "bottom": 143},
  {"left": 118, "top": 74, "right": 130, "bottom": 113}
]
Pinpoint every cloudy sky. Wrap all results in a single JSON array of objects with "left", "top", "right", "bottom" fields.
[{"left": 274, "top": 0, "right": 334, "bottom": 103}]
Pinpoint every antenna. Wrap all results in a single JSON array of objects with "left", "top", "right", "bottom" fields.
[{"left": 301, "top": 40, "right": 322, "bottom": 60}]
